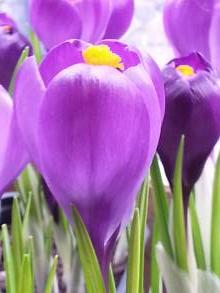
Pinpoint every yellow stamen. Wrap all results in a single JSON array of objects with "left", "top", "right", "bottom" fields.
[
  {"left": 176, "top": 65, "right": 195, "bottom": 76},
  {"left": 82, "top": 45, "right": 124, "bottom": 70}
]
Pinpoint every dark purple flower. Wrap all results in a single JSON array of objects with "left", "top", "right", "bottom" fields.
[
  {"left": 29, "top": 0, "right": 134, "bottom": 50},
  {"left": 0, "top": 13, "right": 32, "bottom": 90},
  {"left": 0, "top": 39, "right": 164, "bottom": 283},
  {"left": 158, "top": 53, "right": 220, "bottom": 201}
]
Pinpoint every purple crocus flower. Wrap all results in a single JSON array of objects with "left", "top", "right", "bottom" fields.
[
  {"left": 158, "top": 53, "right": 220, "bottom": 203},
  {"left": 29, "top": 0, "right": 134, "bottom": 50},
  {"left": 163, "top": 0, "right": 220, "bottom": 71},
  {"left": 0, "top": 13, "right": 32, "bottom": 90},
  {"left": 0, "top": 39, "right": 164, "bottom": 283}
]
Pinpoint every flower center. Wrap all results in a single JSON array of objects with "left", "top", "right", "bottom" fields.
[
  {"left": 82, "top": 45, "right": 124, "bottom": 70},
  {"left": 176, "top": 65, "right": 195, "bottom": 76}
]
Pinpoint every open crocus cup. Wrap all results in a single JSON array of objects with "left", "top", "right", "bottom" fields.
[
  {"left": 0, "top": 39, "right": 164, "bottom": 284},
  {"left": 158, "top": 52, "right": 220, "bottom": 204}
]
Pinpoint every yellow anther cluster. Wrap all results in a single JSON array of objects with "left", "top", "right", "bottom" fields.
[
  {"left": 83, "top": 45, "right": 124, "bottom": 70},
  {"left": 176, "top": 65, "right": 195, "bottom": 76}
]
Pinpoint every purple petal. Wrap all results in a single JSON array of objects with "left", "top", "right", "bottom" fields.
[
  {"left": 0, "top": 86, "right": 29, "bottom": 195},
  {"left": 158, "top": 54, "right": 220, "bottom": 197},
  {"left": 0, "top": 13, "right": 17, "bottom": 28},
  {"left": 125, "top": 64, "right": 162, "bottom": 168},
  {"left": 14, "top": 56, "right": 45, "bottom": 169},
  {"left": 104, "top": 0, "right": 134, "bottom": 39},
  {"left": 0, "top": 14, "right": 32, "bottom": 90},
  {"left": 29, "top": 0, "right": 82, "bottom": 49},
  {"left": 40, "top": 39, "right": 89, "bottom": 87},
  {"left": 38, "top": 64, "right": 152, "bottom": 276},
  {"left": 164, "top": 0, "right": 214, "bottom": 59},
  {"left": 209, "top": 3, "right": 220, "bottom": 72},
  {"left": 75, "top": 0, "right": 111, "bottom": 42}
]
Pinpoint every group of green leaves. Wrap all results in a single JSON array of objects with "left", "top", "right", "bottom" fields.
[{"left": 151, "top": 137, "right": 220, "bottom": 292}]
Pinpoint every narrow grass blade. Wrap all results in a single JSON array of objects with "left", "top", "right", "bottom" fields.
[
  {"left": 30, "top": 31, "right": 42, "bottom": 63},
  {"left": 138, "top": 177, "right": 149, "bottom": 293},
  {"left": 151, "top": 221, "right": 161, "bottom": 293},
  {"left": 172, "top": 137, "right": 188, "bottom": 271},
  {"left": 151, "top": 156, "right": 173, "bottom": 258},
  {"left": 18, "top": 254, "right": 33, "bottom": 293},
  {"left": 72, "top": 207, "right": 105, "bottom": 293},
  {"left": 44, "top": 255, "right": 58, "bottom": 293},
  {"left": 108, "top": 265, "right": 116, "bottom": 293},
  {"left": 126, "top": 209, "right": 141, "bottom": 293},
  {"left": 2, "top": 224, "right": 16, "bottom": 293},
  {"left": 11, "top": 198, "right": 24, "bottom": 280},
  {"left": 9, "top": 46, "right": 29, "bottom": 95},
  {"left": 211, "top": 153, "right": 220, "bottom": 276},
  {"left": 189, "top": 194, "right": 206, "bottom": 270}
]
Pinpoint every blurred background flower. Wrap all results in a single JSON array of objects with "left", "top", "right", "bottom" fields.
[{"left": 0, "top": 0, "right": 173, "bottom": 65}]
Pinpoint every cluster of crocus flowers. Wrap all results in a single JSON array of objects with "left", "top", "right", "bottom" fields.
[
  {"left": 0, "top": 13, "right": 32, "bottom": 90},
  {"left": 158, "top": 53, "right": 220, "bottom": 202},
  {"left": 29, "top": 0, "right": 134, "bottom": 49},
  {"left": 0, "top": 39, "right": 164, "bottom": 285},
  {"left": 163, "top": 0, "right": 220, "bottom": 71}
]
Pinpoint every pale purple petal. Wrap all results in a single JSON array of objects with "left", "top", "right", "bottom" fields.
[
  {"left": 164, "top": 0, "right": 214, "bottom": 59},
  {"left": 29, "top": 0, "right": 82, "bottom": 49},
  {"left": 0, "top": 13, "right": 17, "bottom": 28},
  {"left": 40, "top": 39, "right": 89, "bottom": 86},
  {"left": 0, "top": 86, "right": 29, "bottom": 194},
  {"left": 14, "top": 56, "right": 46, "bottom": 168},
  {"left": 209, "top": 3, "right": 220, "bottom": 72},
  {"left": 104, "top": 0, "right": 134, "bottom": 39},
  {"left": 75, "top": 0, "right": 111, "bottom": 42}
]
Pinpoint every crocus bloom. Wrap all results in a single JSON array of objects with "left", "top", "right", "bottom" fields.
[
  {"left": 163, "top": 0, "right": 220, "bottom": 71},
  {"left": 158, "top": 53, "right": 220, "bottom": 202},
  {"left": 0, "top": 39, "right": 164, "bottom": 283},
  {"left": 0, "top": 13, "right": 32, "bottom": 90},
  {"left": 29, "top": 0, "right": 134, "bottom": 50}
]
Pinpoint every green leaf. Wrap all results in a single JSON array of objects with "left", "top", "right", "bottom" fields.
[
  {"left": 126, "top": 209, "right": 141, "bottom": 293},
  {"left": 44, "top": 255, "right": 58, "bottom": 293},
  {"left": 2, "top": 224, "right": 16, "bottom": 293},
  {"left": 72, "top": 207, "right": 105, "bottom": 293},
  {"left": 30, "top": 31, "right": 42, "bottom": 63},
  {"left": 11, "top": 197, "right": 24, "bottom": 281},
  {"left": 151, "top": 221, "right": 161, "bottom": 293},
  {"left": 150, "top": 155, "right": 173, "bottom": 258},
  {"left": 172, "top": 136, "right": 188, "bottom": 271},
  {"left": 211, "top": 153, "right": 220, "bottom": 276},
  {"left": 108, "top": 265, "right": 116, "bottom": 293},
  {"left": 189, "top": 194, "right": 206, "bottom": 270},
  {"left": 22, "top": 192, "right": 33, "bottom": 238},
  {"left": 9, "top": 46, "right": 30, "bottom": 95},
  {"left": 138, "top": 178, "right": 149, "bottom": 293},
  {"left": 18, "top": 254, "right": 33, "bottom": 293}
]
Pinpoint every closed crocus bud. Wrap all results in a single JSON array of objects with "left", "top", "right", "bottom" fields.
[
  {"left": 158, "top": 53, "right": 220, "bottom": 203},
  {"left": 0, "top": 39, "right": 164, "bottom": 284},
  {"left": 29, "top": 0, "right": 134, "bottom": 50},
  {"left": 0, "top": 13, "right": 32, "bottom": 90}
]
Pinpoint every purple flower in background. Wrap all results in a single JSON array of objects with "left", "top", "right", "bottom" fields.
[
  {"left": 164, "top": 0, "right": 220, "bottom": 71},
  {"left": 0, "top": 13, "right": 32, "bottom": 90},
  {"left": 29, "top": 0, "right": 134, "bottom": 49},
  {"left": 158, "top": 53, "right": 220, "bottom": 203},
  {"left": 0, "top": 39, "right": 164, "bottom": 283}
]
